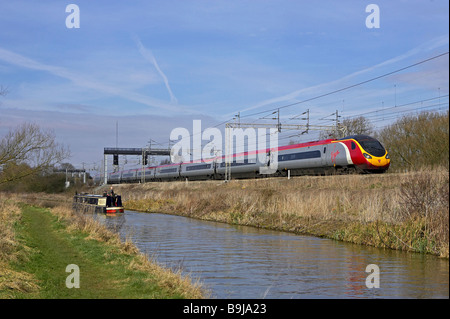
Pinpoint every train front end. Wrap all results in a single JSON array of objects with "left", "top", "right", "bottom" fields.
[{"left": 339, "top": 135, "right": 390, "bottom": 173}]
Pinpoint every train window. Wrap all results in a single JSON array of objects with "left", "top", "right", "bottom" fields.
[
  {"left": 278, "top": 150, "right": 321, "bottom": 162},
  {"left": 160, "top": 168, "right": 178, "bottom": 173},
  {"left": 231, "top": 161, "right": 251, "bottom": 167},
  {"left": 323, "top": 147, "right": 326, "bottom": 154},
  {"left": 219, "top": 160, "right": 253, "bottom": 167},
  {"left": 351, "top": 142, "right": 356, "bottom": 150},
  {"left": 186, "top": 164, "right": 211, "bottom": 171},
  {"left": 344, "top": 135, "right": 386, "bottom": 157}
]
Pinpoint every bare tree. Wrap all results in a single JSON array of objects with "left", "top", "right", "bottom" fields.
[
  {"left": 320, "top": 116, "right": 374, "bottom": 139},
  {"left": 342, "top": 116, "right": 374, "bottom": 136},
  {"left": 59, "top": 162, "right": 76, "bottom": 171},
  {"left": 0, "top": 123, "right": 70, "bottom": 184},
  {"left": 159, "top": 158, "right": 171, "bottom": 165}
]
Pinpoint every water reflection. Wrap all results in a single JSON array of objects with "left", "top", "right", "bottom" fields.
[{"left": 95, "top": 211, "right": 449, "bottom": 299}]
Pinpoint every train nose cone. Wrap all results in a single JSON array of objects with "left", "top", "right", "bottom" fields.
[{"left": 366, "top": 155, "right": 389, "bottom": 167}]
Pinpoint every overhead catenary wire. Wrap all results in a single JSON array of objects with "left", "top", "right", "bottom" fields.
[
  {"left": 234, "top": 52, "right": 449, "bottom": 121},
  {"left": 183, "top": 51, "right": 449, "bottom": 143},
  {"left": 202, "top": 52, "right": 449, "bottom": 153},
  {"left": 100, "top": 52, "right": 448, "bottom": 172}
]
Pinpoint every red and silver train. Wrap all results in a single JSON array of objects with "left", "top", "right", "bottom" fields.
[{"left": 95, "top": 135, "right": 390, "bottom": 184}]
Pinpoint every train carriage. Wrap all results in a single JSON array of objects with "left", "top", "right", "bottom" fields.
[
  {"left": 136, "top": 167, "right": 156, "bottom": 182},
  {"left": 215, "top": 156, "right": 263, "bottom": 179},
  {"left": 121, "top": 169, "right": 137, "bottom": 183},
  {"left": 155, "top": 164, "right": 181, "bottom": 181},
  {"left": 144, "top": 167, "right": 156, "bottom": 181},
  {"left": 108, "top": 171, "right": 122, "bottom": 184},
  {"left": 277, "top": 141, "right": 330, "bottom": 175},
  {"left": 136, "top": 169, "right": 144, "bottom": 182},
  {"left": 180, "top": 161, "right": 215, "bottom": 180}
]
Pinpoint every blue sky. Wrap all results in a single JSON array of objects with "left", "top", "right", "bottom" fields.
[{"left": 0, "top": 0, "right": 448, "bottom": 171}]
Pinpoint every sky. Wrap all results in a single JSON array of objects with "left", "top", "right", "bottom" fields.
[{"left": 0, "top": 0, "right": 448, "bottom": 173}]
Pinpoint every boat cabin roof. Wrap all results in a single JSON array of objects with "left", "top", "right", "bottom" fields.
[{"left": 74, "top": 193, "right": 104, "bottom": 199}]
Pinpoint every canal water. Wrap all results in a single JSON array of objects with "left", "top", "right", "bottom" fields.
[{"left": 96, "top": 211, "right": 449, "bottom": 299}]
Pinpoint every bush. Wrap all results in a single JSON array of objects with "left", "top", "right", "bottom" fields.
[
  {"left": 377, "top": 111, "right": 449, "bottom": 171},
  {"left": 0, "top": 170, "right": 67, "bottom": 193},
  {"left": 397, "top": 170, "right": 449, "bottom": 256}
]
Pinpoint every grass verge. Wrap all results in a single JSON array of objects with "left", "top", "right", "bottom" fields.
[{"left": 0, "top": 196, "right": 206, "bottom": 299}]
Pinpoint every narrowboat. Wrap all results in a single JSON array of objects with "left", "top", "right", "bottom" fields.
[{"left": 73, "top": 193, "right": 124, "bottom": 215}]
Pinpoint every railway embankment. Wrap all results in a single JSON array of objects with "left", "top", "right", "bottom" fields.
[
  {"left": 117, "top": 168, "right": 449, "bottom": 258},
  {"left": 0, "top": 194, "right": 206, "bottom": 299}
]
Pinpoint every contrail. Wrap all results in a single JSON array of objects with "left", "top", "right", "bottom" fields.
[
  {"left": 0, "top": 46, "right": 192, "bottom": 114},
  {"left": 134, "top": 36, "right": 178, "bottom": 104}
]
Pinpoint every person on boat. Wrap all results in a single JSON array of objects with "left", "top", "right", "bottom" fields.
[
  {"left": 109, "top": 186, "right": 115, "bottom": 197},
  {"left": 108, "top": 187, "right": 116, "bottom": 206}
]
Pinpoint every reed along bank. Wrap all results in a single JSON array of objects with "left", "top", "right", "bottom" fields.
[
  {"left": 120, "top": 168, "right": 449, "bottom": 258},
  {"left": 0, "top": 194, "right": 206, "bottom": 299}
]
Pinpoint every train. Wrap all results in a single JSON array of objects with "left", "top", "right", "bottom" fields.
[{"left": 94, "top": 134, "right": 390, "bottom": 184}]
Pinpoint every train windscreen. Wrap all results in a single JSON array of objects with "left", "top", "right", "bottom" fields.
[{"left": 351, "top": 135, "right": 386, "bottom": 157}]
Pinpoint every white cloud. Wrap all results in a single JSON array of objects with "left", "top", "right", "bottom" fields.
[{"left": 134, "top": 35, "right": 178, "bottom": 104}]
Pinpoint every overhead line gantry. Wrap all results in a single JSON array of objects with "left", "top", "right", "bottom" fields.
[{"left": 103, "top": 147, "right": 171, "bottom": 184}]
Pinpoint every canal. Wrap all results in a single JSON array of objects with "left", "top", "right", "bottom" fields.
[{"left": 97, "top": 211, "right": 449, "bottom": 299}]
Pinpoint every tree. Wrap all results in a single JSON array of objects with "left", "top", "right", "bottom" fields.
[
  {"left": 0, "top": 123, "right": 70, "bottom": 184},
  {"left": 320, "top": 116, "right": 374, "bottom": 139},
  {"left": 159, "top": 158, "right": 171, "bottom": 165},
  {"left": 59, "top": 162, "right": 76, "bottom": 171},
  {"left": 342, "top": 116, "right": 374, "bottom": 136},
  {"left": 377, "top": 111, "right": 449, "bottom": 171}
]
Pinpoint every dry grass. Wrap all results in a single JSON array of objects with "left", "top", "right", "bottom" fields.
[
  {"left": 126, "top": 253, "right": 207, "bottom": 299},
  {"left": 0, "top": 195, "right": 22, "bottom": 263},
  {"left": 121, "top": 172, "right": 403, "bottom": 223},
  {"left": 0, "top": 193, "right": 207, "bottom": 299},
  {"left": 117, "top": 167, "right": 449, "bottom": 257},
  {"left": 48, "top": 202, "right": 207, "bottom": 298},
  {"left": 0, "top": 194, "right": 40, "bottom": 297}
]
